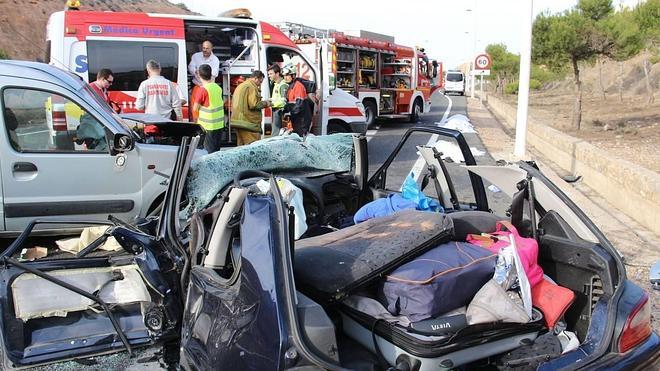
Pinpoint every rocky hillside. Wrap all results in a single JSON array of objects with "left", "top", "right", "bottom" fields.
[{"left": 0, "top": 0, "right": 192, "bottom": 61}]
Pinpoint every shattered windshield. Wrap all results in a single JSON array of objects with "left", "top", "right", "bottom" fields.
[{"left": 186, "top": 134, "right": 355, "bottom": 212}]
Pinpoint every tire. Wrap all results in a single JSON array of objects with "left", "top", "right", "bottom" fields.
[
  {"left": 328, "top": 121, "right": 349, "bottom": 134},
  {"left": 363, "top": 100, "right": 377, "bottom": 129},
  {"left": 409, "top": 98, "right": 423, "bottom": 123}
]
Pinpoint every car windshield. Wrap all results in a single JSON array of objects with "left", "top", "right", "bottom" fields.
[
  {"left": 447, "top": 73, "right": 464, "bottom": 82},
  {"left": 186, "top": 133, "right": 355, "bottom": 212}
]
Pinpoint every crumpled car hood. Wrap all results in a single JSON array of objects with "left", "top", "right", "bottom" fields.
[{"left": 186, "top": 134, "right": 354, "bottom": 212}]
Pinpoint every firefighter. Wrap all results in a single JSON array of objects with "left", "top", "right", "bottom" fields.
[
  {"left": 282, "top": 64, "right": 314, "bottom": 137},
  {"left": 230, "top": 70, "right": 270, "bottom": 146},
  {"left": 267, "top": 64, "right": 288, "bottom": 136},
  {"left": 192, "top": 64, "right": 225, "bottom": 153}
]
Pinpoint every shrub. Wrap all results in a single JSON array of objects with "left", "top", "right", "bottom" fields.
[
  {"left": 505, "top": 79, "right": 542, "bottom": 94},
  {"left": 505, "top": 82, "right": 519, "bottom": 94},
  {"left": 0, "top": 49, "right": 9, "bottom": 60}
]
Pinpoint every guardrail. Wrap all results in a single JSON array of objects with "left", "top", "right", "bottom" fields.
[{"left": 482, "top": 93, "right": 660, "bottom": 236}]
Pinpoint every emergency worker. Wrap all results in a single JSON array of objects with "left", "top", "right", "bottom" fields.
[
  {"left": 135, "top": 60, "right": 182, "bottom": 121},
  {"left": 283, "top": 64, "right": 313, "bottom": 136},
  {"left": 230, "top": 70, "right": 270, "bottom": 146},
  {"left": 192, "top": 64, "right": 225, "bottom": 153},
  {"left": 267, "top": 64, "right": 288, "bottom": 136}
]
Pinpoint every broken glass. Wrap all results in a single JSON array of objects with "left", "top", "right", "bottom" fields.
[{"left": 186, "top": 133, "right": 354, "bottom": 212}]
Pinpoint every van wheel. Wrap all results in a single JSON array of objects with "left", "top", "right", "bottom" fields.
[
  {"left": 328, "top": 121, "right": 349, "bottom": 134},
  {"left": 409, "top": 99, "right": 423, "bottom": 123},
  {"left": 364, "top": 101, "right": 377, "bottom": 129}
]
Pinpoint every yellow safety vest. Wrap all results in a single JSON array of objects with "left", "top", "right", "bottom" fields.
[
  {"left": 271, "top": 79, "right": 288, "bottom": 110},
  {"left": 198, "top": 82, "right": 225, "bottom": 131}
]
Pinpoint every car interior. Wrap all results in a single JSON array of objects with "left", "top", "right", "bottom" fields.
[{"left": 178, "top": 133, "right": 617, "bottom": 369}]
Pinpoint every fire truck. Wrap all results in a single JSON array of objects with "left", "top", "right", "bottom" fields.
[
  {"left": 275, "top": 23, "right": 442, "bottom": 127},
  {"left": 46, "top": 8, "right": 367, "bottom": 137}
]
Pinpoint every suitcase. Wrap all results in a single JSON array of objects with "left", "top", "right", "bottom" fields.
[
  {"left": 294, "top": 210, "right": 454, "bottom": 302},
  {"left": 294, "top": 210, "right": 545, "bottom": 370}
]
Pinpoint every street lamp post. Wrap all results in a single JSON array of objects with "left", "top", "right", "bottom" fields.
[
  {"left": 466, "top": 5, "right": 477, "bottom": 98},
  {"left": 514, "top": 0, "right": 534, "bottom": 158}
]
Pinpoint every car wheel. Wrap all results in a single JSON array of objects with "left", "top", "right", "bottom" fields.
[
  {"left": 328, "top": 121, "right": 349, "bottom": 134},
  {"left": 409, "top": 99, "right": 423, "bottom": 123},
  {"left": 364, "top": 101, "right": 377, "bottom": 129}
]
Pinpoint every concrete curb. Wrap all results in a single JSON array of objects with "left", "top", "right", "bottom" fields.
[{"left": 483, "top": 93, "right": 660, "bottom": 235}]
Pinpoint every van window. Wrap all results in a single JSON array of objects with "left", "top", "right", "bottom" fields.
[
  {"left": 87, "top": 41, "right": 178, "bottom": 92},
  {"left": 446, "top": 73, "right": 464, "bottom": 82},
  {"left": 3, "top": 88, "right": 108, "bottom": 153},
  {"left": 266, "top": 47, "right": 316, "bottom": 83}
]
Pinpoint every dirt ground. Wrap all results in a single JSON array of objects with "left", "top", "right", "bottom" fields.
[{"left": 504, "top": 92, "right": 660, "bottom": 173}]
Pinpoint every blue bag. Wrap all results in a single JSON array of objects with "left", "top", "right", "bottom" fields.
[
  {"left": 382, "top": 241, "right": 496, "bottom": 322},
  {"left": 402, "top": 173, "right": 441, "bottom": 212}
]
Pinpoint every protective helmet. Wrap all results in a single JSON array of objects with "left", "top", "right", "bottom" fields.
[{"left": 282, "top": 64, "right": 297, "bottom": 76}]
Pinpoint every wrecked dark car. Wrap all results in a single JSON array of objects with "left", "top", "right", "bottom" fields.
[{"left": 0, "top": 129, "right": 657, "bottom": 370}]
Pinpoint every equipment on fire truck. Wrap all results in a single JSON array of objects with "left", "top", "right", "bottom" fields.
[
  {"left": 360, "top": 74, "right": 376, "bottom": 88},
  {"left": 359, "top": 55, "right": 376, "bottom": 69}
]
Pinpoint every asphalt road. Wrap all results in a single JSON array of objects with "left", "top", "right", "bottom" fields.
[{"left": 367, "top": 91, "right": 511, "bottom": 215}]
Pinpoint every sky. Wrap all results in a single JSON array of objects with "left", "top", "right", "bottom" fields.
[{"left": 175, "top": 0, "right": 641, "bottom": 68}]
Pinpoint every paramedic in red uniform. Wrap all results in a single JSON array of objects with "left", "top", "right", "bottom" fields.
[
  {"left": 135, "top": 60, "right": 182, "bottom": 121},
  {"left": 283, "top": 65, "right": 312, "bottom": 136}
]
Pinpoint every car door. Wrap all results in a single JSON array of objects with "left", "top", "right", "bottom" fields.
[
  {"left": 0, "top": 77, "right": 142, "bottom": 233},
  {"left": 367, "top": 126, "right": 489, "bottom": 212}
]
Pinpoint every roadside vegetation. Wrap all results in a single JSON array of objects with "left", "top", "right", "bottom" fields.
[{"left": 487, "top": 0, "right": 658, "bottom": 130}]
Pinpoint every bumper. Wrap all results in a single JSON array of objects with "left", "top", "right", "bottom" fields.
[
  {"left": 349, "top": 121, "right": 368, "bottom": 135},
  {"left": 579, "top": 332, "right": 660, "bottom": 370}
]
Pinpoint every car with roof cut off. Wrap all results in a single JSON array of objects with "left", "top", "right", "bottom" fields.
[{"left": 0, "top": 128, "right": 657, "bottom": 370}]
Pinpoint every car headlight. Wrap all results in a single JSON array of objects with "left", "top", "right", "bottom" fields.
[{"left": 356, "top": 102, "right": 365, "bottom": 116}]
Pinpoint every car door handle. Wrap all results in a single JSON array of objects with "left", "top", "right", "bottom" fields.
[{"left": 13, "top": 162, "right": 38, "bottom": 172}]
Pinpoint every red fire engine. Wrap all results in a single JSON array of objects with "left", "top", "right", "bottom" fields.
[{"left": 276, "top": 23, "right": 441, "bottom": 127}]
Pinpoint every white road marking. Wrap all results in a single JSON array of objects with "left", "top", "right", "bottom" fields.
[{"left": 401, "top": 94, "right": 454, "bottom": 188}]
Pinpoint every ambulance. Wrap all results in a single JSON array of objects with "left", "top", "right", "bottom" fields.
[{"left": 46, "top": 9, "right": 367, "bottom": 137}]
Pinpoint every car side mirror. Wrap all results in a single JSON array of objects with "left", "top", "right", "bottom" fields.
[{"left": 112, "top": 133, "right": 134, "bottom": 154}]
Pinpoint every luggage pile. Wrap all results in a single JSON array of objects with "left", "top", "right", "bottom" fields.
[{"left": 295, "top": 210, "right": 580, "bottom": 369}]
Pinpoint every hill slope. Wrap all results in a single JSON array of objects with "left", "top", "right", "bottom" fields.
[{"left": 0, "top": 0, "right": 192, "bottom": 61}]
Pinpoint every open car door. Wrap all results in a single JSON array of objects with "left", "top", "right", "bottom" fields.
[
  {"left": 177, "top": 170, "right": 342, "bottom": 370},
  {"left": 367, "top": 126, "right": 489, "bottom": 212}
]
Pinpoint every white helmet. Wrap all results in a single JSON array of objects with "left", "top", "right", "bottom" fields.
[{"left": 282, "top": 64, "right": 297, "bottom": 76}]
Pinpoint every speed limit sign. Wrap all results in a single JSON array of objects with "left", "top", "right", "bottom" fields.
[{"left": 474, "top": 54, "right": 492, "bottom": 70}]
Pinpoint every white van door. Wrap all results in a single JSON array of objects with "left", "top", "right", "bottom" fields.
[{"left": 0, "top": 78, "right": 142, "bottom": 233}]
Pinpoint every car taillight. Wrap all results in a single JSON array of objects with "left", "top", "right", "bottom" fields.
[{"left": 618, "top": 292, "right": 652, "bottom": 353}]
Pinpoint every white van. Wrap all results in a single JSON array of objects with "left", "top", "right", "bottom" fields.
[
  {"left": 0, "top": 61, "right": 187, "bottom": 236},
  {"left": 444, "top": 71, "right": 465, "bottom": 96}
]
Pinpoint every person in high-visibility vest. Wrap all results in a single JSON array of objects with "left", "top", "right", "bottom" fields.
[
  {"left": 192, "top": 64, "right": 225, "bottom": 153},
  {"left": 267, "top": 64, "right": 288, "bottom": 137}
]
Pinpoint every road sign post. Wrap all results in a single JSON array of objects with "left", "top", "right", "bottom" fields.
[{"left": 474, "top": 54, "right": 491, "bottom": 106}]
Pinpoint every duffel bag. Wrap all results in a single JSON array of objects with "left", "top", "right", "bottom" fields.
[{"left": 383, "top": 241, "right": 496, "bottom": 322}]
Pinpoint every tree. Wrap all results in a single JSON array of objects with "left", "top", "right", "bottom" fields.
[
  {"left": 485, "top": 43, "right": 519, "bottom": 94},
  {"left": 532, "top": 0, "right": 614, "bottom": 130},
  {"left": 603, "top": 7, "right": 643, "bottom": 102},
  {"left": 634, "top": 0, "right": 659, "bottom": 105},
  {"left": 580, "top": 0, "right": 614, "bottom": 101}
]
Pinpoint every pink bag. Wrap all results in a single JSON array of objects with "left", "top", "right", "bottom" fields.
[{"left": 467, "top": 221, "right": 544, "bottom": 287}]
